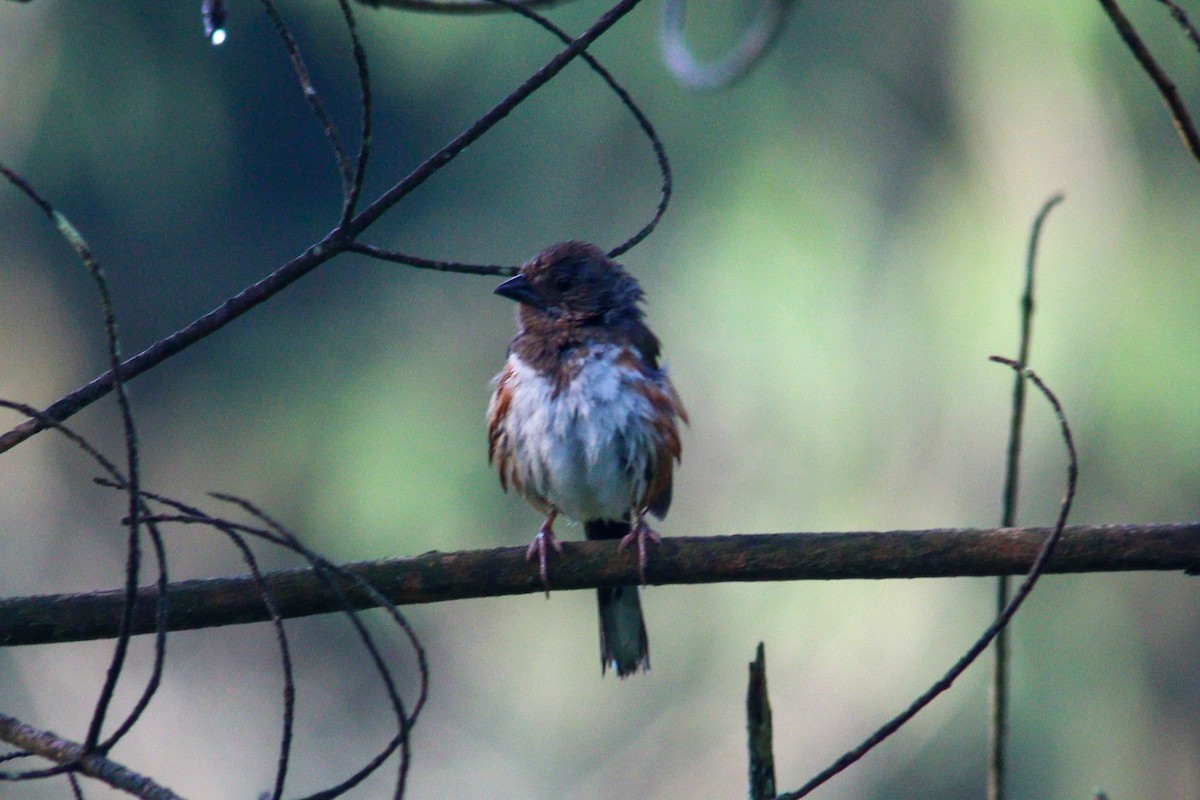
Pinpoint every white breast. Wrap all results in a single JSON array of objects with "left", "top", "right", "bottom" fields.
[{"left": 498, "top": 346, "right": 658, "bottom": 523}]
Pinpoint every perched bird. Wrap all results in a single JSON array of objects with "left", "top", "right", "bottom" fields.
[{"left": 487, "top": 241, "right": 688, "bottom": 677}]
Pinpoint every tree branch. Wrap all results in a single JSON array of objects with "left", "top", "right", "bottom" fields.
[
  {"left": 0, "top": 0, "right": 644, "bottom": 457},
  {"left": 0, "top": 713, "right": 185, "bottom": 800},
  {"left": 990, "top": 192, "right": 1063, "bottom": 800},
  {"left": 1, "top": 523, "right": 1196, "bottom": 647},
  {"left": 356, "top": 0, "right": 578, "bottom": 12},
  {"left": 1097, "top": 0, "right": 1200, "bottom": 165}
]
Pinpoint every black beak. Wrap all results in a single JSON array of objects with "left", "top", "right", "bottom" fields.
[{"left": 494, "top": 273, "right": 542, "bottom": 307}]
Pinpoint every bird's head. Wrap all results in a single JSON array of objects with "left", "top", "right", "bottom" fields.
[{"left": 495, "top": 241, "right": 645, "bottom": 328}]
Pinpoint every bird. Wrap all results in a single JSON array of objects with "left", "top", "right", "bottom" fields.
[{"left": 487, "top": 241, "right": 688, "bottom": 677}]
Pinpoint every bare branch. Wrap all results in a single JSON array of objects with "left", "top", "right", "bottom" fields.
[
  {"left": 334, "top": 0, "right": 373, "bottom": 227},
  {"left": 781, "top": 360, "right": 1080, "bottom": 798},
  {"left": 350, "top": 0, "right": 672, "bottom": 263},
  {"left": 344, "top": 0, "right": 643, "bottom": 236},
  {"left": 357, "top": 0, "right": 578, "bottom": 12},
  {"left": 259, "top": 0, "right": 355, "bottom": 191},
  {"left": 0, "top": 163, "right": 157, "bottom": 757},
  {"left": 1097, "top": 0, "right": 1200, "bottom": 165},
  {"left": 1, "top": 523, "right": 1197, "bottom": 648},
  {"left": 1154, "top": 0, "right": 1200, "bottom": 54},
  {"left": 345, "top": 242, "right": 516, "bottom": 275},
  {"left": 0, "top": 0, "right": 645, "bottom": 458},
  {"left": 0, "top": 713, "right": 185, "bottom": 800},
  {"left": 991, "top": 192, "right": 1063, "bottom": 800},
  {"left": 480, "top": 0, "right": 671, "bottom": 258}
]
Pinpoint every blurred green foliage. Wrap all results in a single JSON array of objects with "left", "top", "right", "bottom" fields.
[{"left": 1, "top": 0, "right": 1199, "bottom": 798}]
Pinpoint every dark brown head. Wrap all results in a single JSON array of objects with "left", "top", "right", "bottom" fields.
[{"left": 495, "top": 241, "right": 645, "bottom": 330}]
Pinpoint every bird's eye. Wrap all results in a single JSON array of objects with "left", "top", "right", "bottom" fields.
[{"left": 554, "top": 273, "right": 574, "bottom": 291}]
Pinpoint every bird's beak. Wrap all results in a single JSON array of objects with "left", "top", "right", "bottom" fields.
[{"left": 494, "top": 273, "right": 542, "bottom": 307}]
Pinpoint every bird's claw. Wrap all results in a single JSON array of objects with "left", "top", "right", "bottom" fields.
[
  {"left": 618, "top": 519, "right": 661, "bottom": 584},
  {"left": 526, "top": 522, "right": 563, "bottom": 595}
]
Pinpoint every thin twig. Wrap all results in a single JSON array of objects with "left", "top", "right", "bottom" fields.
[
  {"left": 779, "top": 361, "right": 1078, "bottom": 798},
  {"left": 347, "top": 0, "right": 674, "bottom": 266},
  {"left": 0, "top": 164, "right": 153, "bottom": 758},
  {"left": 1096, "top": 0, "right": 1200, "bottom": 165},
  {"left": 113, "top": 486, "right": 425, "bottom": 799},
  {"left": 208, "top": 495, "right": 425, "bottom": 800},
  {"left": 0, "top": 398, "right": 421, "bottom": 798},
  {"left": 0, "top": 402, "right": 169, "bottom": 784},
  {"left": 358, "top": 0, "right": 575, "bottom": 11},
  {"left": 1000, "top": 194, "right": 1064, "bottom": 527},
  {"left": 67, "top": 201, "right": 143, "bottom": 759},
  {"left": 0, "top": 0, "right": 644, "bottom": 457},
  {"left": 0, "top": 713, "right": 186, "bottom": 800},
  {"left": 259, "top": 0, "right": 354, "bottom": 193},
  {"left": 990, "top": 192, "right": 1063, "bottom": 800},
  {"left": 480, "top": 0, "right": 671, "bottom": 258},
  {"left": 2, "top": 522, "right": 1195, "bottom": 648},
  {"left": 1155, "top": 0, "right": 1200, "bottom": 53},
  {"left": 93, "top": 517, "right": 169, "bottom": 754},
  {"left": 214, "top": 525, "right": 296, "bottom": 800},
  {"left": 0, "top": 400, "right": 170, "bottom": 770},
  {"left": 345, "top": 242, "right": 516, "bottom": 275},
  {"left": 133, "top": 493, "right": 426, "bottom": 730},
  {"left": 335, "top": 0, "right": 373, "bottom": 227},
  {"left": 337, "top": 0, "right": 643, "bottom": 236},
  {"left": 113, "top": 488, "right": 427, "bottom": 800}
]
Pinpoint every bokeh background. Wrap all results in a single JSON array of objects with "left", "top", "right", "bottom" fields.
[{"left": 1, "top": 0, "right": 1198, "bottom": 797}]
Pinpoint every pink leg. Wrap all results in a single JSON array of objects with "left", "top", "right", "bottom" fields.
[
  {"left": 618, "top": 512, "right": 661, "bottom": 584},
  {"left": 525, "top": 510, "right": 564, "bottom": 594}
]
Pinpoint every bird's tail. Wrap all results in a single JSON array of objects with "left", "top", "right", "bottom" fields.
[{"left": 586, "top": 519, "right": 650, "bottom": 677}]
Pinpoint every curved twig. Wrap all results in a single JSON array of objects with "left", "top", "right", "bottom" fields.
[
  {"left": 0, "top": 0, "right": 644, "bottom": 458},
  {"left": 0, "top": 399, "right": 171, "bottom": 783},
  {"left": 488, "top": 0, "right": 671, "bottom": 258},
  {"left": 207, "top": 495, "right": 425, "bottom": 800},
  {"left": 212, "top": 524, "right": 296, "bottom": 800},
  {"left": 0, "top": 403, "right": 163, "bottom": 786},
  {"left": 260, "top": 0, "right": 354, "bottom": 192},
  {"left": 780, "top": 361, "right": 1078, "bottom": 798},
  {"left": 1097, "top": 0, "right": 1200, "bottom": 165},
  {"left": 348, "top": 0, "right": 672, "bottom": 265},
  {"left": 115, "top": 488, "right": 429, "bottom": 800},
  {"left": 357, "top": 0, "right": 576, "bottom": 11},
  {"left": 1154, "top": 0, "right": 1200, "bottom": 54},
  {"left": 660, "top": 0, "right": 796, "bottom": 89},
  {"left": 0, "top": 165, "right": 161, "bottom": 762},
  {"left": 351, "top": 0, "right": 670, "bottom": 265}
]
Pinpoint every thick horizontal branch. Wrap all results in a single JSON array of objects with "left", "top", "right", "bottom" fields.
[{"left": 1, "top": 523, "right": 1196, "bottom": 647}]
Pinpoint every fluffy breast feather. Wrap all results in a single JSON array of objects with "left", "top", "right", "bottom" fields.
[{"left": 487, "top": 344, "right": 685, "bottom": 523}]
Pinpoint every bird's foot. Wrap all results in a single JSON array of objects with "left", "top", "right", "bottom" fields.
[
  {"left": 525, "top": 513, "right": 563, "bottom": 595},
  {"left": 618, "top": 517, "right": 661, "bottom": 584}
]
